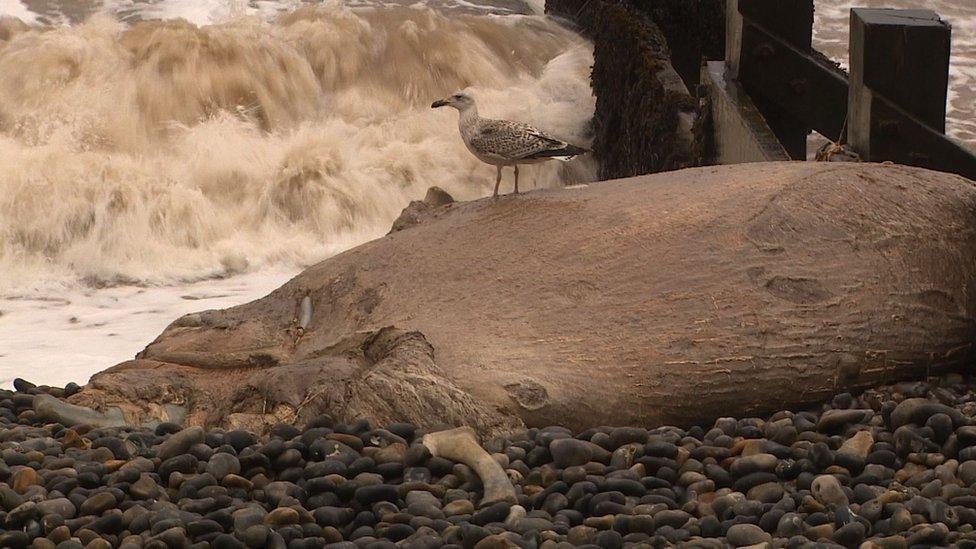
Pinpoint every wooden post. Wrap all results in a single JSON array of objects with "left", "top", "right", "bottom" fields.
[
  {"left": 848, "top": 9, "right": 952, "bottom": 163},
  {"left": 726, "top": 0, "right": 814, "bottom": 159}
]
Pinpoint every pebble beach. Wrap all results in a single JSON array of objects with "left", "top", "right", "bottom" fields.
[{"left": 1, "top": 375, "right": 976, "bottom": 548}]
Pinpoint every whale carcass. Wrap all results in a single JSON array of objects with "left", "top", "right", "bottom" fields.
[{"left": 55, "top": 162, "right": 976, "bottom": 435}]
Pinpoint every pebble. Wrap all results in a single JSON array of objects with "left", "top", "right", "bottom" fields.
[
  {"left": 731, "top": 453, "right": 778, "bottom": 476},
  {"left": 443, "top": 499, "right": 475, "bottom": 516},
  {"left": 811, "top": 475, "right": 849, "bottom": 507},
  {"left": 130, "top": 473, "right": 161, "bottom": 499},
  {"left": 549, "top": 439, "right": 592, "bottom": 468},
  {"left": 374, "top": 443, "right": 407, "bottom": 465},
  {"left": 473, "top": 533, "right": 520, "bottom": 549},
  {"left": 838, "top": 430, "right": 874, "bottom": 457},
  {"left": 747, "top": 481, "right": 784, "bottom": 503},
  {"left": 890, "top": 398, "right": 962, "bottom": 428},
  {"left": 817, "top": 409, "right": 871, "bottom": 432},
  {"left": 79, "top": 492, "right": 117, "bottom": 516},
  {"left": 960, "top": 460, "right": 976, "bottom": 486},
  {"left": 727, "top": 523, "right": 771, "bottom": 546},
  {"left": 156, "top": 427, "right": 205, "bottom": 461},
  {"left": 11, "top": 467, "right": 37, "bottom": 493},
  {"left": 36, "top": 498, "right": 76, "bottom": 519},
  {"left": 265, "top": 507, "right": 300, "bottom": 526},
  {"left": 207, "top": 453, "right": 241, "bottom": 479}
]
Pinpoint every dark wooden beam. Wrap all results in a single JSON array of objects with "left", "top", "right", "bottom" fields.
[
  {"left": 726, "top": 0, "right": 828, "bottom": 159},
  {"left": 846, "top": 8, "right": 976, "bottom": 181},
  {"left": 849, "top": 9, "right": 950, "bottom": 134}
]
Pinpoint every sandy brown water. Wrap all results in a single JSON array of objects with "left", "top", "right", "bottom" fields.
[{"left": 0, "top": 0, "right": 594, "bottom": 386}]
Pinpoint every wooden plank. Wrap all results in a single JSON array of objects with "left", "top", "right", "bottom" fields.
[{"left": 703, "top": 61, "right": 791, "bottom": 164}]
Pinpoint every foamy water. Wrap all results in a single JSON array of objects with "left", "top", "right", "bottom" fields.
[
  {"left": 0, "top": 267, "right": 294, "bottom": 387},
  {"left": 0, "top": 0, "right": 596, "bottom": 386}
]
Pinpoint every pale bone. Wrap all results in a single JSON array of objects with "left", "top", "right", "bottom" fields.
[
  {"left": 423, "top": 426, "right": 517, "bottom": 506},
  {"left": 298, "top": 295, "right": 313, "bottom": 329}
]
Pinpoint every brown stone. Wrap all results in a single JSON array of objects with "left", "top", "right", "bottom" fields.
[
  {"left": 895, "top": 462, "right": 929, "bottom": 483},
  {"left": 812, "top": 475, "right": 849, "bottom": 507},
  {"left": 86, "top": 539, "right": 112, "bottom": 549},
  {"left": 474, "top": 534, "right": 520, "bottom": 549},
  {"left": 31, "top": 538, "right": 56, "bottom": 549},
  {"left": 131, "top": 473, "right": 162, "bottom": 499},
  {"left": 877, "top": 491, "right": 906, "bottom": 505},
  {"left": 689, "top": 479, "right": 716, "bottom": 495},
  {"left": 799, "top": 495, "right": 826, "bottom": 513},
  {"left": 839, "top": 430, "right": 874, "bottom": 458},
  {"left": 322, "top": 526, "right": 342, "bottom": 544},
  {"left": 374, "top": 443, "right": 406, "bottom": 465},
  {"left": 492, "top": 453, "right": 510, "bottom": 469},
  {"left": 326, "top": 433, "right": 363, "bottom": 452},
  {"left": 323, "top": 474, "right": 346, "bottom": 486},
  {"left": 48, "top": 525, "right": 71, "bottom": 544},
  {"left": 866, "top": 535, "right": 909, "bottom": 549},
  {"left": 62, "top": 429, "right": 88, "bottom": 449},
  {"left": 12, "top": 467, "right": 38, "bottom": 494},
  {"left": 737, "top": 439, "right": 768, "bottom": 457},
  {"left": 265, "top": 507, "right": 300, "bottom": 526},
  {"left": 222, "top": 474, "right": 254, "bottom": 490},
  {"left": 568, "top": 525, "right": 598, "bottom": 544},
  {"left": 890, "top": 508, "right": 913, "bottom": 532},
  {"left": 747, "top": 482, "right": 785, "bottom": 504},
  {"left": 583, "top": 516, "right": 614, "bottom": 530},
  {"left": 398, "top": 482, "right": 444, "bottom": 498},
  {"left": 76, "top": 529, "right": 98, "bottom": 546},
  {"left": 443, "top": 499, "right": 475, "bottom": 516},
  {"left": 824, "top": 465, "right": 851, "bottom": 476},
  {"left": 89, "top": 447, "right": 115, "bottom": 463},
  {"left": 353, "top": 473, "right": 383, "bottom": 486},
  {"left": 805, "top": 524, "right": 835, "bottom": 541}
]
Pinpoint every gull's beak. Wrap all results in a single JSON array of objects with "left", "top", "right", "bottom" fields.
[{"left": 431, "top": 99, "right": 449, "bottom": 109}]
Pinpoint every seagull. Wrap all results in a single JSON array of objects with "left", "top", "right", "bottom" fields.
[{"left": 431, "top": 91, "right": 588, "bottom": 197}]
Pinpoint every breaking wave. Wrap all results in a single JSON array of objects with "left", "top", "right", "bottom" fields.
[{"left": 0, "top": 5, "right": 595, "bottom": 291}]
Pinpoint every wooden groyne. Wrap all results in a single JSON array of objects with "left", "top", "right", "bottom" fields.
[{"left": 548, "top": 0, "right": 976, "bottom": 182}]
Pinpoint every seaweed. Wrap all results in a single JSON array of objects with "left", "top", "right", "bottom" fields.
[{"left": 547, "top": 0, "right": 710, "bottom": 179}]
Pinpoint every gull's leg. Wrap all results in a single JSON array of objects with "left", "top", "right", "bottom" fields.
[
  {"left": 493, "top": 166, "right": 502, "bottom": 198},
  {"left": 514, "top": 165, "right": 520, "bottom": 194}
]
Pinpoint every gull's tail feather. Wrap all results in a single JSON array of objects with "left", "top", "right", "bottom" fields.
[{"left": 524, "top": 143, "right": 590, "bottom": 162}]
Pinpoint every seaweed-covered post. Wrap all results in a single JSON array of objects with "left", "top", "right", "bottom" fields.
[{"left": 848, "top": 9, "right": 950, "bottom": 163}]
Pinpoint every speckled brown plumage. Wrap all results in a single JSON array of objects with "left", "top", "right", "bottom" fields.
[{"left": 432, "top": 91, "right": 588, "bottom": 197}]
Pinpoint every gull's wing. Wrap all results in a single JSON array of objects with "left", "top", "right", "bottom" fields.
[{"left": 469, "top": 118, "right": 576, "bottom": 162}]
